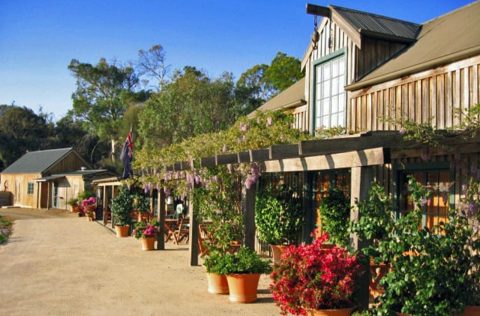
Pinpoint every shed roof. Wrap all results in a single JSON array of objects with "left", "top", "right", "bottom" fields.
[
  {"left": 331, "top": 5, "right": 420, "bottom": 42},
  {"left": 248, "top": 78, "right": 305, "bottom": 117},
  {"left": 348, "top": 1, "right": 480, "bottom": 90},
  {"left": 2, "top": 148, "right": 74, "bottom": 174}
]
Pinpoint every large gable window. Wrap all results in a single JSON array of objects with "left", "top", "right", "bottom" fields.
[{"left": 314, "top": 53, "right": 346, "bottom": 130}]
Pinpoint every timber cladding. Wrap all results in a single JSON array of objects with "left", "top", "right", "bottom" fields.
[{"left": 348, "top": 55, "right": 480, "bottom": 133}]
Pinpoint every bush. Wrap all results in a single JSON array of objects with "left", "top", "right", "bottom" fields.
[
  {"left": 111, "top": 186, "right": 133, "bottom": 226},
  {"left": 270, "top": 232, "right": 359, "bottom": 315},
  {"left": 255, "top": 184, "right": 303, "bottom": 245},
  {"left": 214, "top": 247, "right": 272, "bottom": 275},
  {"left": 319, "top": 188, "right": 350, "bottom": 247}
]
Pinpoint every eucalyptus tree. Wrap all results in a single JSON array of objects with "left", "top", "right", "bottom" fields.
[{"left": 68, "top": 58, "right": 139, "bottom": 161}]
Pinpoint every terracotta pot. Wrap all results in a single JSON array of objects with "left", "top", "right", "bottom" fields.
[
  {"left": 306, "top": 307, "right": 355, "bottom": 316},
  {"left": 460, "top": 306, "right": 480, "bottom": 316},
  {"left": 141, "top": 237, "right": 155, "bottom": 251},
  {"left": 226, "top": 273, "right": 260, "bottom": 303},
  {"left": 115, "top": 225, "right": 130, "bottom": 238},
  {"left": 207, "top": 273, "right": 229, "bottom": 294},
  {"left": 270, "top": 244, "right": 287, "bottom": 264}
]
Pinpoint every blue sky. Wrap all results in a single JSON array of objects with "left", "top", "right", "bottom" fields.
[{"left": 0, "top": 0, "right": 474, "bottom": 121}]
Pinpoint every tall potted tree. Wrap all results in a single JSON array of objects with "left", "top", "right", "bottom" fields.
[
  {"left": 255, "top": 184, "right": 303, "bottom": 263},
  {"left": 111, "top": 186, "right": 133, "bottom": 237}
]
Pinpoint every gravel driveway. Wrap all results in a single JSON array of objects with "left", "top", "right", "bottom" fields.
[{"left": 0, "top": 208, "right": 277, "bottom": 316}]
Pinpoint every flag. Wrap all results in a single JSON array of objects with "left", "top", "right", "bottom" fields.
[{"left": 120, "top": 130, "right": 134, "bottom": 179}]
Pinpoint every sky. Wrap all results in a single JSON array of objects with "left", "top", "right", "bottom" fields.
[{"left": 0, "top": 0, "right": 474, "bottom": 121}]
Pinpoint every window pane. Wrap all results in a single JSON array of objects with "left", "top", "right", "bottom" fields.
[
  {"left": 323, "top": 64, "right": 330, "bottom": 80},
  {"left": 323, "top": 80, "right": 330, "bottom": 97},
  {"left": 338, "top": 58, "right": 345, "bottom": 75},
  {"left": 322, "top": 116, "right": 329, "bottom": 127},
  {"left": 331, "top": 77, "right": 339, "bottom": 96},
  {"left": 322, "top": 98, "right": 330, "bottom": 115},
  {"left": 331, "top": 96, "right": 338, "bottom": 113},
  {"left": 338, "top": 111, "right": 345, "bottom": 127},
  {"left": 331, "top": 114, "right": 338, "bottom": 126},
  {"left": 332, "top": 59, "right": 339, "bottom": 77}
]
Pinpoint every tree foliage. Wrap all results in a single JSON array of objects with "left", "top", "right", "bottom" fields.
[
  {"left": 68, "top": 58, "right": 139, "bottom": 154},
  {"left": 0, "top": 105, "right": 55, "bottom": 169},
  {"left": 138, "top": 66, "right": 237, "bottom": 149}
]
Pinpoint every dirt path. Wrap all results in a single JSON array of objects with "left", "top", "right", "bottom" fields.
[{"left": 0, "top": 208, "right": 277, "bottom": 316}]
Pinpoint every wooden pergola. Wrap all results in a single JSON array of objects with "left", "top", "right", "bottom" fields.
[{"left": 154, "top": 131, "right": 405, "bottom": 266}]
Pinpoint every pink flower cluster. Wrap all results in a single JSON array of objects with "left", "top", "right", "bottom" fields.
[
  {"left": 142, "top": 224, "right": 157, "bottom": 238},
  {"left": 270, "top": 232, "right": 360, "bottom": 315},
  {"left": 81, "top": 197, "right": 96, "bottom": 208}
]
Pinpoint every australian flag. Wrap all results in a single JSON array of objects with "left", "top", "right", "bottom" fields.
[{"left": 120, "top": 130, "right": 134, "bottom": 179}]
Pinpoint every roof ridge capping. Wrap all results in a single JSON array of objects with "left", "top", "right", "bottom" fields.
[
  {"left": 329, "top": 5, "right": 419, "bottom": 27},
  {"left": 27, "top": 147, "right": 73, "bottom": 153}
]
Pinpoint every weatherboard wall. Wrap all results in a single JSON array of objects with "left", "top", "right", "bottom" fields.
[{"left": 348, "top": 55, "right": 480, "bottom": 133}]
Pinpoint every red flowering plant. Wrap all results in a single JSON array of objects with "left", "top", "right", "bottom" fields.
[
  {"left": 81, "top": 197, "right": 96, "bottom": 218},
  {"left": 132, "top": 221, "right": 158, "bottom": 239},
  {"left": 270, "top": 232, "right": 360, "bottom": 315}
]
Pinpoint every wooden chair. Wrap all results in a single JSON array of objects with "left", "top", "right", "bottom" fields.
[
  {"left": 198, "top": 224, "right": 212, "bottom": 257},
  {"left": 173, "top": 216, "right": 189, "bottom": 244}
]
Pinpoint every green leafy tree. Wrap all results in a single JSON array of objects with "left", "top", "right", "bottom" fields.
[
  {"left": 68, "top": 58, "right": 139, "bottom": 161},
  {"left": 234, "top": 52, "right": 302, "bottom": 115},
  {"left": 138, "top": 66, "right": 237, "bottom": 149},
  {"left": 0, "top": 105, "right": 55, "bottom": 169},
  {"left": 264, "top": 52, "right": 303, "bottom": 91}
]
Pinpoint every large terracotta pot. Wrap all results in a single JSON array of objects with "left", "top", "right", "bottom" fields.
[
  {"left": 141, "top": 237, "right": 155, "bottom": 251},
  {"left": 270, "top": 245, "right": 287, "bottom": 264},
  {"left": 306, "top": 307, "right": 355, "bottom": 316},
  {"left": 226, "top": 273, "right": 260, "bottom": 303},
  {"left": 460, "top": 306, "right": 480, "bottom": 316},
  {"left": 115, "top": 225, "right": 130, "bottom": 238},
  {"left": 207, "top": 273, "right": 229, "bottom": 294}
]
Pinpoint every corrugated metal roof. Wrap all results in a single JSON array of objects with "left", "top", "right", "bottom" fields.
[
  {"left": 1, "top": 148, "right": 73, "bottom": 174},
  {"left": 331, "top": 5, "right": 420, "bottom": 42},
  {"left": 248, "top": 78, "right": 305, "bottom": 117},
  {"left": 348, "top": 1, "right": 480, "bottom": 90}
]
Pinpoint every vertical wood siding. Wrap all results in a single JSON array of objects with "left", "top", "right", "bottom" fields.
[{"left": 349, "top": 55, "right": 480, "bottom": 133}]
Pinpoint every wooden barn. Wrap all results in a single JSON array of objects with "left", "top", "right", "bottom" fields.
[
  {"left": 0, "top": 148, "right": 111, "bottom": 209},
  {"left": 248, "top": 1, "right": 480, "bottom": 235}
]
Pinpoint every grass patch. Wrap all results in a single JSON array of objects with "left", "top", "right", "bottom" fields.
[{"left": 0, "top": 214, "right": 12, "bottom": 244}]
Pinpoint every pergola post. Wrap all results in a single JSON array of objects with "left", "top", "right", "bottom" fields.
[
  {"left": 188, "top": 184, "right": 199, "bottom": 266},
  {"left": 350, "top": 166, "right": 373, "bottom": 310},
  {"left": 243, "top": 184, "right": 256, "bottom": 250},
  {"left": 157, "top": 188, "right": 165, "bottom": 250}
]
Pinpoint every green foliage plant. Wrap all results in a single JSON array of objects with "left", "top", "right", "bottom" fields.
[
  {"left": 255, "top": 184, "right": 303, "bottom": 245},
  {"left": 133, "top": 192, "right": 150, "bottom": 213},
  {"left": 214, "top": 247, "right": 272, "bottom": 275},
  {"left": 195, "top": 166, "right": 244, "bottom": 253},
  {"left": 370, "top": 177, "right": 480, "bottom": 315},
  {"left": 111, "top": 186, "right": 133, "bottom": 226},
  {"left": 319, "top": 188, "right": 350, "bottom": 248},
  {"left": 0, "top": 215, "right": 12, "bottom": 245},
  {"left": 349, "top": 183, "right": 395, "bottom": 259}
]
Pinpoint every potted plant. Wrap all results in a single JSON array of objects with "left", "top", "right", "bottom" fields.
[
  {"left": 111, "top": 186, "right": 133, "bottom": 237},
  {"left": 369, "top": 177, "right": 480, "bottom": 315},
  {"left": 255, "top": 184, "right": 303, "bottom": 263},
  {"left": 215, "top": 246, "right": 271, "bottom": 303},
  {"left": 133, "top": 221, "right": 157, "bottom": 251},
  {"left": 81, "top": 196, "right": 97, "bottom": 221},
  {"left": 67, "top": 198, "right": 79, "bottom": 213},
  {"left": 270, "top": 232, "right": 360, "bottom": 316},
  {"left": 133, "top": 192, "right": 151, "bottom": 222},
  {"left": 203, "top": 250, "right": 229, "bottom": 295}
]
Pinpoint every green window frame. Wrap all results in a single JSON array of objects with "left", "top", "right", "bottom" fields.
[{"left": 312, "top": 49, "right": 347, "bottom": 131}]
